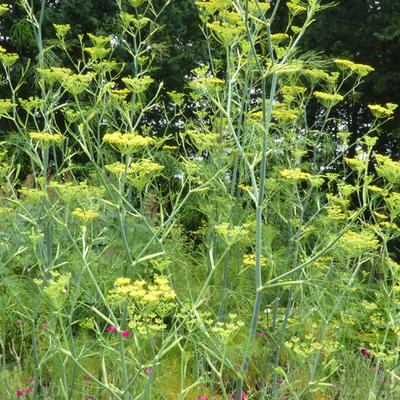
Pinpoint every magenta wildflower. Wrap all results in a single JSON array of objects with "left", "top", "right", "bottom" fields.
[
  {"left": 363, "top": 349, "right": 370, "bottom": 355},
  {"left": 370, "top": 367, "right": 376, "bottom": 371},
  {"left": 232, "top": 393, "right": 246, "bottom": 399},
  {"left": 86, "top": 398, "right": 94, "bottom": 400},
  {"left": 27, "top": 388, "right": 33, "bottom": 393},
  {"left": 107, "top": 325, "right": 117, "bottom": 332},
  {"left": 337, "top": 389, "right": 341, "bottom": 393},
  {"left": 17, "top": 319, "right": 24, "bottom": 324},
  {"left": 279, "top": 378, "right": 284, "bottom": 383},
  {"left": 17, "top": 390, "right": 25, "bottom": 396},
  {"left": 355, "top": 331, "right": 359, "bottom": 336},
  {"left": 152, "top": 338, "right": 159, "bottom": 344},
  {"left": 236, "top": 365, "right": 240, "bottom": 370},
  {"left": 145, "top": 368, "right": 151, "bottom": 375},
  {"left": 27, "top": 376, "right": 34, "bottom": 382},
  {"left": 122, "top": 330, "right": 130, "bottom": 337},
  {"left": 198, "top": 397, "right": 208, "bottom": 400},
  {"left": 42, "top": 323, "right": 48, "bottom": 328},
  {"left": 258, "top": 332, "right": 265, "bottom": 337},
  {"left": 84, "top": 375, "right": 91, "bottom": 381}
]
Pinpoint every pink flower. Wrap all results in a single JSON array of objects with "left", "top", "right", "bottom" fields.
[
  {"left": 84, "top": 375, "right": 91, "bottom": 381},
  {"left": 370, "top": 367, "right": 376, "bottom": 371},
  {"left": 258, "top": 332, "right": 265, "bottom": 337},
  {"left": 17, "top": 319, "right": 24, "bottom": 324},
  {"left": 27, "top": 388, "right": 33, "bottom": 393},
  {"left": 17, "top": 390, "right": 25, "bottom": 396},
  {"left": 27, "top": 376, "right": 34, "bottom": 382},
  {"left": 42, "top": 323, "right": 48, "bottom": 328},
  {"left": 86, "top": 398, "right": 94, "bottom": 400},
  {"left": 279, "top": 378, "right": 284, "bottom": 383},
  {"left": 337, "top": 389, "right": 341, "bottom": 393},
  {"left": 236, "top": 365, "right": 240, "bottom": 370},
  {"left": 232, "top": 393, "right": 246, "bottom": 399},
  {"left": 152, "top": 338, "right": 159, "bottom": 344},
  {"left": 355, "top": 332, "right": 359, "bottom": 336},
  {"left": 145, "top": 369, "right": 151, "bottom": 375},
  {"left": 107, "top": 325, "right": 117, "bottom": 333},
  {"left": 363, "top": 349, "right": 370, "bottom": 355},
  {"left": 122, "top": 330, "right": 130, "bottom": 337},
  {"left": 198, "top": 397, "right": 208, "bottom": 400}
]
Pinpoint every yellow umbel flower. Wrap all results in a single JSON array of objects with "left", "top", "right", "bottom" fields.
[
  {"left": 280, "top": 85, "right": 306, "bottom": 95},
  {"left": 368, "top": 104, "right": 394, "bottom": 118},
  {"left": 339, "top": 229, "right": 379, "bottom": 256},
  {"left": 29, "top": 132, "right": 64, "bottom": 143},
  {"left": 270, "top": 33, "right": 289, "bottom": 41},
  {"left": 0, "top": 99, "right": 16, "bottom": 117},
  {"left": 375, "top": 154, "right": 400, "bottom": 183},
  {"left": 206, "top": 21, "right": 245, "bottom": 46},
  {"left": 303, "top": 68, "right": 330, "bottom": 81},
  {"left": 36, "top": 67, "right": 73, "bottom": 84},
  {"left": 195, "top": 0, "right": 231, "bottom": 15},
  {"left": 0, "top": 4, "right": 9, "bottom": 15},
  {"left": 103, "top": 131, "right": 154, "bottom": 154},
  {"left": 87, "top": 33, "right": 110, "bottom": 47},
  {"left": 314, "top": 91, "right": 344, "bottom": 107},
  {"left": 280, "top": 168, "right": 311, "bottom": 180},
  {"left": 333, "top": 59, "right": 355, "bottom": 70},
  {"left": 53, "top": 24, "right": 71, "bottom": 38},
  {"left": 19, "top": 97, "right": 44, "bottom": 113},
  {"left": 189, "top": 77, "right": 225, "bottom": 91},
  {"left": 333, "top": 59, "right": 374, "bottom": 77},
  {"left": 122, "top": 75, "right": 154, "bottom": 93},
  {"left": 242, "top": 254, "right": 267, "bottom": 267},
  {"left": 72, "top": 207, "right": 99, "bottom": 222},
  {"left": 62, "top": 72, "right": 96, "bottom": 95},
  {"left": 344, "top": 157, "right": 365, "bottom": 172},
  {"left": 126, "top": 0, "right": 147, "bottom": 7},
  {"left": 85, "top": 47, "right": 110, "bottom": 60},
  {"left": 287, "top": 2, "right": 307, "bottom": 15},
  {"left": 0, "top": 51, "right": 18, "bottom": 67}
]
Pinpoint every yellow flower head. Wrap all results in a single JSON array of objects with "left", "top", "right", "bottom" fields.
[
  {"left": 368, "top": 104, "right": 394, "bottom": 118},
  {"left": 314, "top": 91, "right": 344, "bottom": 107},
  {"left": 29, "top": 132, "right": 64, "bottom": 143}
]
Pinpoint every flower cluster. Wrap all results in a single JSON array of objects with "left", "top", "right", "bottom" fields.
[
  {"left": 242, "top": 253, "right": 267, "bottom": 267},
  {"left": 0, "top": 45, "right": 18, "bottom": 67},
  {"left": 280, "top": 168, "right": 311, "bottom": 181},
  {"left": 108, "top": 275, "right": 177, "bottom": 336},
  {"left": 368, "top": 104, "right": 395, "bottom": 118},
  {"left": 287, "top": 2, "right": 307, "bottom": 15},
  {"left": 17, "top": 388, "right": 33, "bottom": 396},
  {"left": 72, "top": 207, "right": 100, "bottom": 222},
  {"left": 122, "top": 75, "right": 154, "bottom": 93},
  {"left": 0, "top": 98, "right": 16, "bottom": 117},
  {"left": 103, "top": 131, "right": 154, "bottom": 154},
  {"left": 108, "top": 276, "right": 177, "bottom": 305},
  {"left": 333, "top": 59, "right": 375, "bottom": 76},
  {"left": 34, "top": 272, "right": 71, "bottom": 310},
  {"left": 105, "top": 159, "right": 164, "bottom": 190},
  {"left": 313, "top": 91, "right": 344, "bottom": 107},
  {"left": 29, "top": 132, "right": 64, "bottom": 143}
]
